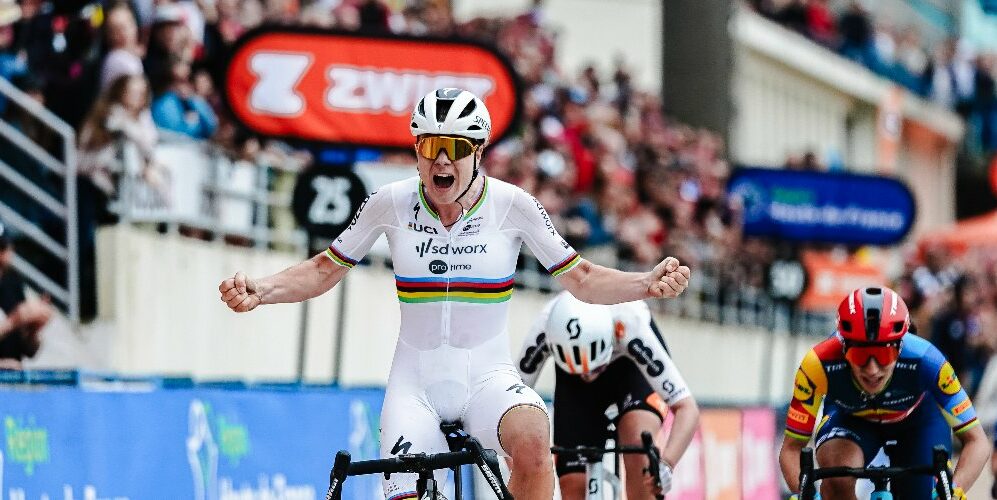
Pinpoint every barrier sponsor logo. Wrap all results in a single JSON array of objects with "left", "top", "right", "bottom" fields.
[
  {"left": 728, "top": 167, "right": 915, "bottom": 245},
  {"left": 3, "top": 416, "right": 48, "bottom": 476},
  {"left": 224, "top": 28, "right": 521, "bottom": 147}
]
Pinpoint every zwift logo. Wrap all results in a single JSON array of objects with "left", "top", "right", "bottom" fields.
[{"left": 4, "top": 416, "right": 49, "bottom": 475}]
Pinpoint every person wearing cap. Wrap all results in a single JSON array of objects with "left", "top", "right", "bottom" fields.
[
  {"left": 0, "top": 223, "right": 54, "bottom": 370},
  {"left": 219, "top": 88, "right": 692, "bottom": 500}
]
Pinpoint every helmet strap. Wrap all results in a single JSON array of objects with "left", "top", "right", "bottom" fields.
[{"left": 443, "top": 154, "right": 480, "bottom": 228}]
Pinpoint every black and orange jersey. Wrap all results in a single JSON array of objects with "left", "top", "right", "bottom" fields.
[{"left": 785, "top": 333, "right": 979, "bottom": 441}]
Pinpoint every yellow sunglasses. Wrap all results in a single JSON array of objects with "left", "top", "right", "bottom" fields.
[{"left": 415, "top": 135, "right": 479, "bottom": 161}]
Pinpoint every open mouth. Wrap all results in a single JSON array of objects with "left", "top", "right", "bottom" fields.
[{"left": 433, "top": 174, "right": 455, "bottom": 189}]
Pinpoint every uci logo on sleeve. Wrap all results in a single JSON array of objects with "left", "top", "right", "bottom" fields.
[{"left": 938, "top": 362, "right": 962, "bottom": 395}]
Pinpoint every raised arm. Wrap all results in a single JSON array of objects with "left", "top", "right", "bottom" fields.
[
  {"left": 556, "top": 257, "right": 690, "bottom": 305},
  {"left": 220, "top": 188, "right": 395, "bottom": 313},
  {"left": 220, "top": 253, "right": 348, "bottom": 312}
]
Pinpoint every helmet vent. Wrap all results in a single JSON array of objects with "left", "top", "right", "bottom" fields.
[
  {"left": 572, "top": 346, "right": 582, "bottom": 366},
  {"left": 435, "top": 100, "right": 454, "bottom": 123},
  {"left": 417, "top": 99, "right": 426, "bottom": 117},
  {"left": 600, "top": 339, "right": 606, "bottom": 352},
  {"left": 457, "top": 100, "right": 477, "bottom": 118},
  {"left": 467, "top": 125, "right": 482, "bottom": 131},
  {"left": 590, "top": 341, "right": 599, "bottom": 360},
  {"left": 410, "top": 122, "right": 418, "bottom": 128},
  {"left": 555, "top": 345, "right": 568, "bottom": 364},
  {"left": 893, "top": 321, "right": 905, "bottom": 333},
  {"left": 865, "top": 309, "right": 880, "bottom": 341},
  {"left": 840, "top": 320, "right": 852, "bottom": 332}
]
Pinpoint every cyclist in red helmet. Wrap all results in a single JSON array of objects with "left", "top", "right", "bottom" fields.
[{"left": 778, "top": 287, "right": 991, "bottom": 500}]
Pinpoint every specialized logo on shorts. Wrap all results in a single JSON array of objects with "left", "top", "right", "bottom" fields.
[
  {"left": 952, "top": 399, "right": 971, "bottom": 417},
  {"left": 788, "top": 407, "right": 810, "bottom": 425},
  {"left": 793, "top": 369, "right": 816, "bottom": 404},
  {"left": 506, "top": 384, "right": 527, "bottom": 394},
  {"left": 390, "top": 435, "right": 413, "bottom": 455},
  {"left": 938, "top": 362, "right": 962, "bottom": 395}
]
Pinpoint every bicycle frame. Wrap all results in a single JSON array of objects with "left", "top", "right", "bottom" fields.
[
  {"left": 551, "top": 431, "right": 663, "bottom": 500},
  {"left": 798, "top": 444, "right": 953, "bottom": 500}
]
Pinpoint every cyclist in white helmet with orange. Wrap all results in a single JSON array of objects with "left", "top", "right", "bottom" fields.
[
  {"left": 516, "top": 292, "right": 699, "bottom": 500},
  {"left": 219, "top": 88, "right": 692, "bottom": 500}
]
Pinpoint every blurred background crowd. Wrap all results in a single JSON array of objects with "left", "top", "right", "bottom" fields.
[
  {"left": 751, "top": 0, "right": 997, "bottom": 153},
  {"left": 0, "top": 0, "right": 995, "bottom": 402}
]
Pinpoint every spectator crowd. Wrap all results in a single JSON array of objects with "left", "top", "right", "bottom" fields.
[
  {"left": 751, "top": 0, "right": 997, "bottom": 153},
  {"left": 0, "top": 0, "right": 993, "bottom": 388}
]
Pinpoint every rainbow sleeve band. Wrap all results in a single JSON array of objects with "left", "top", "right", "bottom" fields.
[
  {"left": 325, "top": 246, "right": 358, "bottom": 268},
  {"left": 548, "top": 253, "right": 580, "bottom": 277}
]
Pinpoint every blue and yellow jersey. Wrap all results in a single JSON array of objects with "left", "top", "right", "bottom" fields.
[{"left": 785, "top": 333, "right": 979, "bottom": 441}]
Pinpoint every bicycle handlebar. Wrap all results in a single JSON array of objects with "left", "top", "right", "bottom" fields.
[
  {"left": 326, "top": 438, "right": 514, "bottom": 500},
  {"left": 798, "top": 445, "right": 953, "bottom": 500},
  {"left": 346, "top": 449, "right": 478, "bottom": 476},
  {"left": 551, "top": 432, "right": 663, "bottom": 500}
]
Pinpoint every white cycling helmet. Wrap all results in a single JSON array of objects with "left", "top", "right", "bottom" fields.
[
  {"left": 545, "top": 294, "right": 615, "bottom": 375},
  {"left": 410, "top": 88, "right": 491, "bottom": 143}
]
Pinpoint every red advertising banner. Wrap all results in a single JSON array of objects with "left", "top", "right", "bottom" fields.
[{"left": 223, "top": 28, "right": 521, "bottom": 147}]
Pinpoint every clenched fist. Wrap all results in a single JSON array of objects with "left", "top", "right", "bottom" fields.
[
  {"left": 647, "top": 257, "right": 691, "bottom": 299},
  {"left": 219, "top": 271, "right": 262, "bottom": 312}
]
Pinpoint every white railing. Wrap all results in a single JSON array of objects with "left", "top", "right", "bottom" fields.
[
  {"left": 0, "top": 77, "right": 79, "bottom": 322},
  {"left": 109, "top": 131, "right": 307, "bottom": 252}
]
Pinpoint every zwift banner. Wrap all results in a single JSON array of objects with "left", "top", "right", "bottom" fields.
[
  {"left": 223, "top": 28, "right": 522, "bottom": 148},
  {"left": 728, "top": 167, "right": 916, "bottom": 246},
  {"left": 0, "top": 386, "right": 384, "bottom": 500}
]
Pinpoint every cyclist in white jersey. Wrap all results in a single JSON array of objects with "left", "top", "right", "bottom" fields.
[
  {"left": 219, "top": 88, "right": 692, "bottom": 500},
  {"left": 516, "top": 292, "right": 698, "bottom": 499}
]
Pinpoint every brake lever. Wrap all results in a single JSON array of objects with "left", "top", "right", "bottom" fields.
[{"left": 640, "top": 431, "right": 664, "bottom": 500}]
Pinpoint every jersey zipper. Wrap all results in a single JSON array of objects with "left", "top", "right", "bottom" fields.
[{"left": 442, "top": 228, "right": 454, "bottom": 345}]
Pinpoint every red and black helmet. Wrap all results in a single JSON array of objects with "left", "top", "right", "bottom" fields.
[{"left": 837, "top": 287, "right": 910, "bottom": 343}]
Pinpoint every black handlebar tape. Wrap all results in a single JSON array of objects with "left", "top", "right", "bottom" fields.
[{"left": 326, "top": 451, "right": 351, "bottom": 500}]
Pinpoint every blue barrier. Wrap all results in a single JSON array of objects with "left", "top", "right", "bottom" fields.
[{"left": 0, "top": 373, "right": 386, "bottom": 500}]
